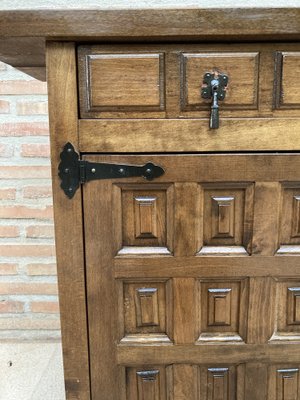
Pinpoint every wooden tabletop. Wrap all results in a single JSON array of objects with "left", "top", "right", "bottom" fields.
[{"left": 0, "top": 6, "right": 300, "bottom": 80}]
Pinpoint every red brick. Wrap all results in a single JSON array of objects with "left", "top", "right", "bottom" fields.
[
  {"left": 0, "top": 226, "right": 19, "bottom": 238},
  {"left": 0, "top": 282, "right": 58, "bottom": 295},
  {"left": 0, "top": 205, "right": 53, "bottom": 219},
  {"left": 0, "top": 263, "right": 18, "bottom": 275},
  {"left": 30, "top": 301, "right": 59, "bottom": 313},
  {"left": 0, "top": 100, "right": 10, "bottom": 114},
  {"left": 23, "top": 186, "right": 52, "bottom": 199},
  {"left": 0, "top": 80, "right": 47, "bottom": 95},
  {"left": 0, "top": 300, "right": 24, "bottom": 313},
  {"left": 21, "top": 143, "right": 50, "bottom": 158},
  {"left": 17, "top": 101, "right": 48, "bottom": 115},
  {"left": 0, "top": 317, "right": 60, "bottom": 330},
  {"left": 0, "top": 244, "right": 56, "bottom": 258},
  {"left": 26, "top": 263, "right": 57, "bottom": 276},
  {"left": 26, "top": 225, "right": 54, "bottom": 238},
  {"left": 0, "top": 122, "right": 49, "bottom": 136},
  {"left": 0, "top": 166, "right": 51, "bottom": 179},
  {"left": 0, "top": 189, "right": 16, "bottom": 200},
  {"left": 0, "top": 144, "right": 13, "bottom": 157}
]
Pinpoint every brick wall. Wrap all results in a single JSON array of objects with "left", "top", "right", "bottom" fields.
[{"left": 0, "top": 62, "right": 60, "bottom": 340}]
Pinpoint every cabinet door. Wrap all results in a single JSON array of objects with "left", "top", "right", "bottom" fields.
[{"left": 83, "top": 153, "right": 300, "bottom": 400}]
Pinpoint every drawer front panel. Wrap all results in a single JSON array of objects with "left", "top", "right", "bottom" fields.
[
  {"left": 181, "top": 52, "right": 259, "bottom": 110},
  {"left": 275, "top": 51, "right": 300, "bottom": 109},
  {"left": 78, "top": 47, "right": 165, "bottom": 118}
]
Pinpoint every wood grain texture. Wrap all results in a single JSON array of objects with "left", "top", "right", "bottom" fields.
[
  {"left": 79, "top": 119, "right": 300, "bottom": 152},
  {"left": 181, "top": 52, "right": 259, "bottom": 109},
  {"left": 1, "top": 9, "right": 300, "bottom": 40},
  {"left": 77, "top": 43, "right": 300, "bottom": 119},
  {"left": 0, "top": 37, "right": 45, "bottom": 80},
  {"left": 117, "top": 343, "right": 300, "bottom": 365},
  {"left": 46, "top": 42, "right": 90, "bottom": 400}
]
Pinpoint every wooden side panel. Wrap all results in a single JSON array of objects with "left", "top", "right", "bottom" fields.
[
  {"left": 46, "top": 42, "right": 90, "bottom": 400},
  {"left": 181, "top": 52, "right": 259, "bottom": 110}
]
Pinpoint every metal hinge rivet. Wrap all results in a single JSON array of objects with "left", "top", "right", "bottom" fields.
[
  {"left": 119, "top": 168, "right": 125, "bottom": 174},
  {"left": 91, "top": 168, "right": 96, "bottom": 173}
]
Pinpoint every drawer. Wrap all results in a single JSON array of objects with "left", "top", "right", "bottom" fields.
[
  {"left": 78, "top": 44, "right": 300, "bottom": 152},
  {"left": 78, "top": 43, "right": 300, "bottom": 119}
]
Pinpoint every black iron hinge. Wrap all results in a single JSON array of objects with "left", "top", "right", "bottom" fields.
[{"left": 58, "top": 143, "right": 165, "bottom": 199}]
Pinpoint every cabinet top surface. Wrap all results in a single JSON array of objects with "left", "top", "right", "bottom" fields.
[{"left": 1, "top": 4, "right": 300, "bottom": 81}]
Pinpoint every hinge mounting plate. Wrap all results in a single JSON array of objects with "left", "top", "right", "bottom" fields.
[{"left": 58, "top": 142, "right": 165, "bottom": 199}]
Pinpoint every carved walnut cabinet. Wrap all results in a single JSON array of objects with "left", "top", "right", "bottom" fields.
[{"left": 2, "top": 6, "right": 300, "bottom": 400}]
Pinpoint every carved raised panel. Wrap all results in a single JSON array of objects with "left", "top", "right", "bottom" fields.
[
  {"left": 208, "top": 289, "right": 232, "bottom": 327},
  {"left": 181, "top": 52, "right": 259, "bottom": 111},
  {"left": 275, "top": 52, "right": 300, "bottom": 109},
  {"left": 278, "top": 185, "right": 300, "bottom": 255},
  {"left": 117, "top": 184, "right": 174, "bottom": 255},
  {"left": 136, "top": 288, "right": 159, "bottom": 327},
  {"left": 126, "top": 367, "right": 168, "bottom": 400},
  {"left": 137, "top": 370, "right": 160, "bottom": 400},
  {"left": 292, "top": 196, "right": 300, "bottom": 238},
  {"left": 199, "top": 184, "right": 254, "bottom": 255},
  {"left": 276, "top": 369, "right": 299, "bottom": 400},
  {"left": 271, "top": 280, "right": 300, "bottom": 341},
  {"left": 121, "top": 280, "right": 172, "bottom": 343},
  {"left": 211, "top": 197, "right": 235, "bottom": 239},
  {"left": 79, "top": 49, "right": 166, "bottom": 116},
  {"left": 208, "top": 368, "right": 229, "bottom": 400},
  {"left": 135, "top": 197, "right": 158, "bottom": 239},
  {"left": 199, "top": 365, "right": 240, "bottom": 400},
  {"left": 288, "top": 288, "right": 300, "bottom": 325},
  {"left": 198, "top": 279, "right": 248, "bottom": 342}
]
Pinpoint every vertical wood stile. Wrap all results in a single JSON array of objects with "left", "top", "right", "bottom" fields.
[{"left": 46, "top": 42, "right": 91, "bottom": 400}]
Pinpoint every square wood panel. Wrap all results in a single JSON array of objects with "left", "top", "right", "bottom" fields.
[
  {"left": 274, "top": 52, "right": 300, "bottom": 109},
  {"left": 180, "top": 52, "right": 259, "bottom": 111},
  {"left": 197, "top": 279, "right": 248, "bottom": 343},
  {"left": 268, "top": 365, "right": 300, "bottom": 400},
  {"left": 271, "top": 279, "right": 300, "bottom": 341},
  {"left": 199, "top": 365, "right": 244, "bottom": 400},
  {"left": 198, "top": 183, "right": 254, "bottom": 256},
  {"left": 119, "top": 280, "right": 173, "bottom": 344},
  {"left": 114, "top": 184, "right": 174, "bottom": 256},
  {"left": 126, "top": 366, "right": 171, "bottom": 400}
]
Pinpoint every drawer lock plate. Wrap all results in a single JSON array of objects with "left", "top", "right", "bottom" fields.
[
  {"left": 201, "top": 72, "right": 228, "bottom": 129},
  {"left": 58, "top": 142, "right": 165, "bottom": 199}
]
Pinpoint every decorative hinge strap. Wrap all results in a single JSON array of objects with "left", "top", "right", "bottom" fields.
[{"left": 58, "top": 142, "right": 165, "bottom": 199}]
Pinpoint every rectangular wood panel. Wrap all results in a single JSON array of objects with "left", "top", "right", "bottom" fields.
[
  {"left": 275, "top": 52, "right": 300, "bottom": 108},
  {"left": 181, "top": 52, "right": 259, "bottom": 110},
  {"left": 78, "top": 46, "right": 165, "bottom": 118}
]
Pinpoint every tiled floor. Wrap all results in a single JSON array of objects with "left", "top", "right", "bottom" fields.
[{"left": 0, "top": 341, "right": 65, "bottom": 400}]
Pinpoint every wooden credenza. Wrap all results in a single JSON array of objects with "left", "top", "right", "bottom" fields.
[{"left": 2, "top": 7, "right": 300, "bottom": 400}]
